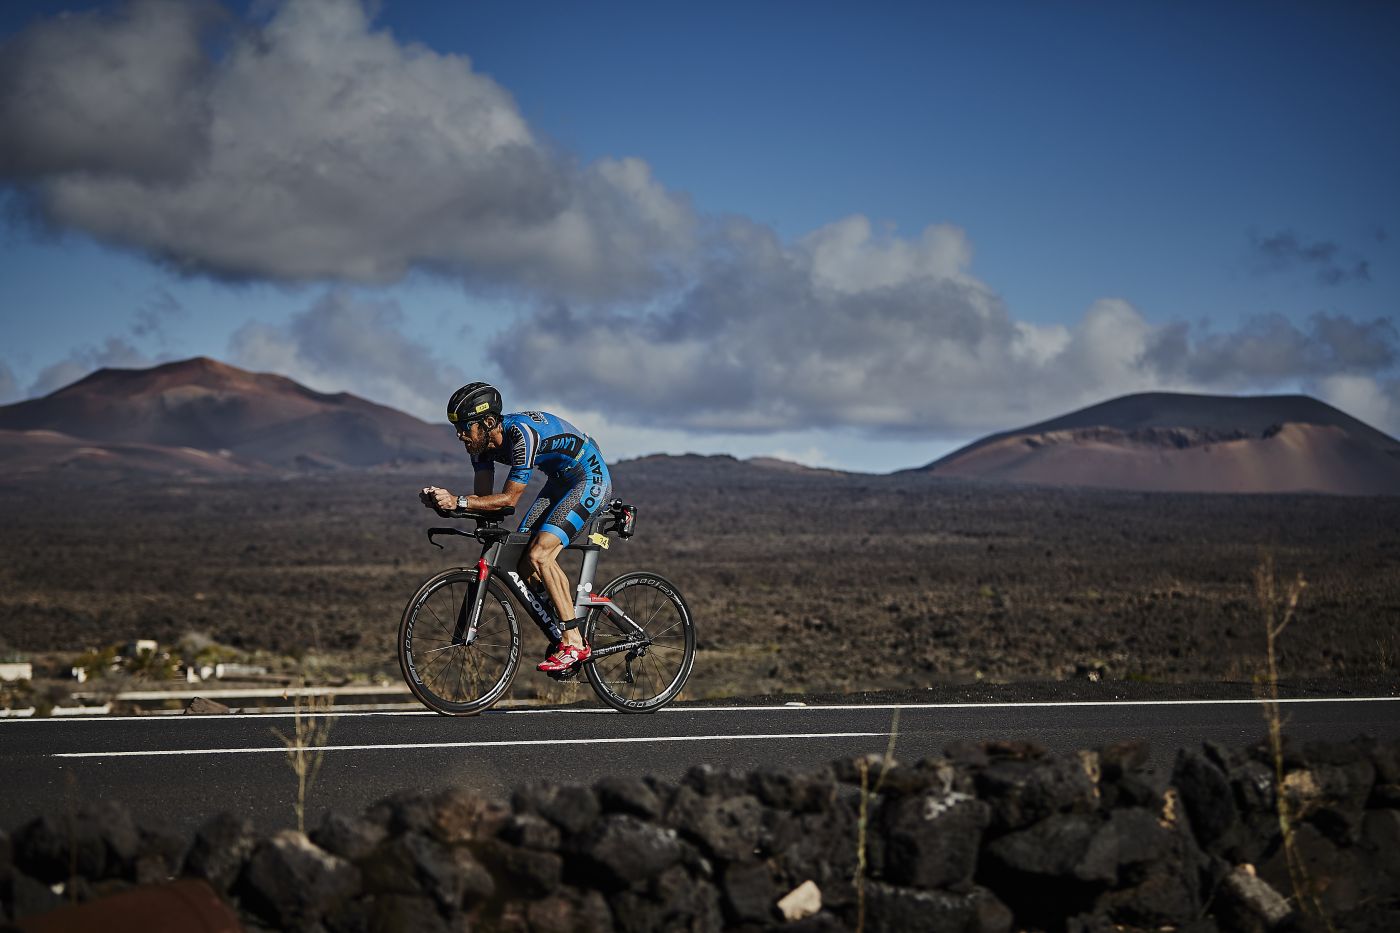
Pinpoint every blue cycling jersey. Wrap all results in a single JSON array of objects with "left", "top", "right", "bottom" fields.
[
  {"left": 470, "top": 411, "right": 605, "bottom": 487},
  {"left": 471, "top": 411, "right": 612, "bottom": 548}
]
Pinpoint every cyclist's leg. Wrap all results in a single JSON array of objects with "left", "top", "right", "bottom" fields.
[
  {"left": 516, "top": 479, "right": 562, "bottom": 538},
  {"left": 516, "top": 480, "right": 569, "bottom": 644},
  {"left": 526, "top": 533, "right": 573, "bottom": 647},
  {"left": 516, "top": 476, "right": 567, "bottom": 589},
  {"left": 530, "top": 468, "right": 612, "bottom": 655}
]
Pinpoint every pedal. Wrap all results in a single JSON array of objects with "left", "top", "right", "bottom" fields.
[{"left": 544, "top": 667, "right": 580, "bottom": 682}]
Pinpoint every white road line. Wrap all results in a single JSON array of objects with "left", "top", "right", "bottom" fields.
[
  {"left": 524, "top": 696, "right": 1400, "bottom": 714},
  {"left": 5, "top": 694, "right": 1398, "bottom": 724},
  {"left": 52, "top": 731, "right": 890, "bottom": 759}
]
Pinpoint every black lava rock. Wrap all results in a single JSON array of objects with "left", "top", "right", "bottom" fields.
[
  {"left": 235, "top": 830, "right": 360, "bottom": 930},
  {"left": 313, "top": 811, "right": 387, "bottom": 863},
  {"left": 682, "top": 763, "right": 749, "bottom": 798},
  {"left": 595, "top": 775, "right": 665, "bottom": 821},
  {"left": 1172, "top": 748, "right": 1239, "bottom": 853},
  {"left": 428, "top": 786, "right": 511, "bottom": 845},
  {"left": 748, "top": 768, "right": 831, "bottom": 813},
  {"left": 611, "top": 864, "right": 722, "bottom": 933},
  {"left": 183, "top": 811, "right": 257, "bottom": 894},
  {"left": 1099, "top": 739, "right": 1150, "bottom": 779},
  {"left": 365, "top": 893, "right": 449, "bottom": 933},
  {"left": 721, "top": 859, "right": 777, "bottom": 924},
  {"left": 501, "top": 812, "right": 562, "bottom": 851},
  {"left": 880, "top": 790, "right": 990, "bottom": 890},
  {"left": 863, "top": 881, "right": 1012, "bottom": 933},
  {"left": 514, "top": 783, "right": 600, "bottom": 838},
  {"left": 976, "top": 754, "right": 1099, "bottom": 832},
  {"left": 366, "top": 790, "right": 436, "bottom": 836},
  {"left": 360, "top": 830, "right": 491, "bottom": 912},
  {"left": 577, "top": 814, "right": 685, "bottom": 890},
  {"left": 523, "top": 888, "right": 614, "bottom": 933},
  {"left": 5, "top": 869, "right": 64, "bottom": 921},
  {"left": 985, "top": 812, "right": 1108, "bottom": 882},
  {"left": 1093, "top": 860, "right": 1204, "bottom": 929},
  {"left": 666, "top": 788, "right": 765, "bottom": 862},
  {"left": 476, "top": 839, "right": 563, "bottom": 899},
  {"left": 12, "top": 800, "right": 141, "bottom": 884}
]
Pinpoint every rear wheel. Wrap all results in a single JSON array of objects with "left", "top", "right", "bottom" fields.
[
  {"left": 583, "top": 571, "right": 695, "bottom": 712},
  {"left": 399, "top": 570, "right": 520, "bottom": 715}
]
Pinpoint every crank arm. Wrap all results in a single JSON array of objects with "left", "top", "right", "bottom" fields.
[{"left": 589, "top": 640, "right": 647, "bottom": 660}]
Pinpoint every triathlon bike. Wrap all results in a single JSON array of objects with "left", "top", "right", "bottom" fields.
[{"left": 398, "top": 501, "right": 695, "bottom": 715}]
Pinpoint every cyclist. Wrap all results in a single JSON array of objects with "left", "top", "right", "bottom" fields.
[{"left": 420, "top": 382, "right": 611, "bottom": 673}]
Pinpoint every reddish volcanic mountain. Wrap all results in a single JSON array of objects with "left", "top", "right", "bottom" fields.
[
  {"left": 919, "top": 392, "right": 1400, "bottom": 495},
  {"left": 0, "top": 357, "right": 461, "bottom": 476}
]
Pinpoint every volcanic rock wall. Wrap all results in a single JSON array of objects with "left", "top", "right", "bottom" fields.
[{"left": 3, "top": 736, "right": 1398, "bottom": 932}]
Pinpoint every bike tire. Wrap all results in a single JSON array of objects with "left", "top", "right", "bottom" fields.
[
  {"left": 399, "top": 570, "right": 520, "bottom": 716},
  {"left": 583, "top": 571, "right": 695, "bottom": 713}
]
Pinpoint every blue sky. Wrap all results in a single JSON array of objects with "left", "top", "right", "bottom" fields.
[{"left": 1, "top": 0, "right": 1397, "bottom": 471}]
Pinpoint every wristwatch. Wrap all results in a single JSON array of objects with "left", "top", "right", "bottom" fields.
[{"left": 457, "top": 495, "right": 470, "bottom": 510}]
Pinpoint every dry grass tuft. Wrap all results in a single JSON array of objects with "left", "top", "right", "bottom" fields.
[
  {"left": 1253, "top": 554, "right": 1330, "bottom": 930},
  {"left": 271, "top": 684, "right": 335, "bottom": 834},
  {"left": 854, "top": 709, "right": 900, "bottom": 933}
]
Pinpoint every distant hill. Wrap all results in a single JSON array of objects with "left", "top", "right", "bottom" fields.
[
  {"left": 0, "top": 428, "right": 267, "bottom": 480},
  {"left": 0, "top": 357, "right": 461, "bottom": 477},
  {"left": 917, "top": 392, "right": 1400, "bottom": 495},
  {"left": 617, "top": 453, "right": 849, "bottom": 479}
]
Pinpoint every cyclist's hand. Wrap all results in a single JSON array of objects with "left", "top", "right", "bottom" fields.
[{"left": 422, "top": 486, "right": 459, "bottom": 511}]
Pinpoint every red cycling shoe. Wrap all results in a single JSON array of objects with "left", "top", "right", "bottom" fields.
[{"left": 537, "top": 643, "right": 591, "bottom": 673}]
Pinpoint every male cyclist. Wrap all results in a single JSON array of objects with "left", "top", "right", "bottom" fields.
[{"left": 420, "top": 382, "right": 611, "bottom": 673}]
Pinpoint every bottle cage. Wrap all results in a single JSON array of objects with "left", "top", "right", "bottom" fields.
[{"left": 603, "top": 499, "right": 637, "bottom": 538}]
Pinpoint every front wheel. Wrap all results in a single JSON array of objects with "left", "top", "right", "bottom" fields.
[
  {"left": 399, "top": 570, "right": 521, "bottom": 715},
  {"left": 583, "top": 571, "right": 695, "bottom": 712}
]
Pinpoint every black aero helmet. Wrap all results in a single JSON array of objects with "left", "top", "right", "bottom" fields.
[{"left": 447, "top": 382, "right": 503, "bottom": 425}]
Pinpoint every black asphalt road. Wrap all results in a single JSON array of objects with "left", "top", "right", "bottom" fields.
[{"left": 4, "top": 697, "right": 1398, "bottom": 836}]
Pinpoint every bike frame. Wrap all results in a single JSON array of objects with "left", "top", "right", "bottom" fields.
[{"left": 431, "top": 525, "right": 649, "bottom": 660}]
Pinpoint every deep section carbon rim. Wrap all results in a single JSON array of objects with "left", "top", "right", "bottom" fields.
[
  {"left": 584, "top": 571, "right": 695, "bottom": 712},
  {"left": 399, "top": 571, "right": 520, "bottom": 715}
]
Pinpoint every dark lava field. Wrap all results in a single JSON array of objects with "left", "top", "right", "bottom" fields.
[{"left": 1, "top": 456, "right": 1397, "bottom": 701}]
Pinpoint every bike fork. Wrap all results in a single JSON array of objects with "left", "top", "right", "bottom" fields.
[{"left": 451, "top": 558, "right": 492, "bottom": 646}]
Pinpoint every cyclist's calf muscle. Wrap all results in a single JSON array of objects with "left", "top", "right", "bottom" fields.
[
  {"left": 523, "top": 535, "right": 575, "bottom": 625},
  {"left": 467, "top": 477, "right": 578, "bottom": 627}
]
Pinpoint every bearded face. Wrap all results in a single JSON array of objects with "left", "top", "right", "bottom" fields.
[{"left": 459, "top": 421, "right": 492, "bottom": 457}]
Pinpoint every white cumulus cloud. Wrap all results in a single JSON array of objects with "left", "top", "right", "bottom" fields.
[
  {"left": 1310, "top": 374, "right": 1400, "bottom": 435},
  {"left": 498, "top": 218, "right": 1400, "bottom": 437},
  {"left": 5, "top": 0, "right": 1398, "bottom": 444},
  {"left": 0, "top": 0, "right": 696, "bottom": 299},
  {"left": 228, "top": 289, "right": 465, "bottom": 420},
  {"left": 27, "top": 337, "right": 153, "bottom": 397}
]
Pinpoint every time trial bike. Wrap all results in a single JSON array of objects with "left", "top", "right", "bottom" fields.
[{"left": 398, "top": 500, "right": 695, "bottom": 715}]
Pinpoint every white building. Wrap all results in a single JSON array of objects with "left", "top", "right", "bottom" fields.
[
  {"left": 0, "top": 662, "right": 34, "bottom": 682},
  {"left": 214, "top": 662, "right": 269, "bottom": 679}
]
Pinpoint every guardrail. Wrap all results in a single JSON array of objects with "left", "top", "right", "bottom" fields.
[
  {"left": 71, "top": 684, "right": 410, "bottom": 702},
  {"left": 0, "top": 683, "right": 417, "bottom": 717},
  {"left": 1, "top": 704, "right": 114, "bottom": 718}
]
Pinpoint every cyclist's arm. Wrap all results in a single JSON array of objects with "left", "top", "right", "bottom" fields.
[
  {"left": 473, "top": 463, "right": 494, "bottom": 497},
  {"left": 464, "top": 480, "right": 527, "bottom": 512},
  {"left": 463, "top": 423, "right": 532, "bottom": 511}
]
